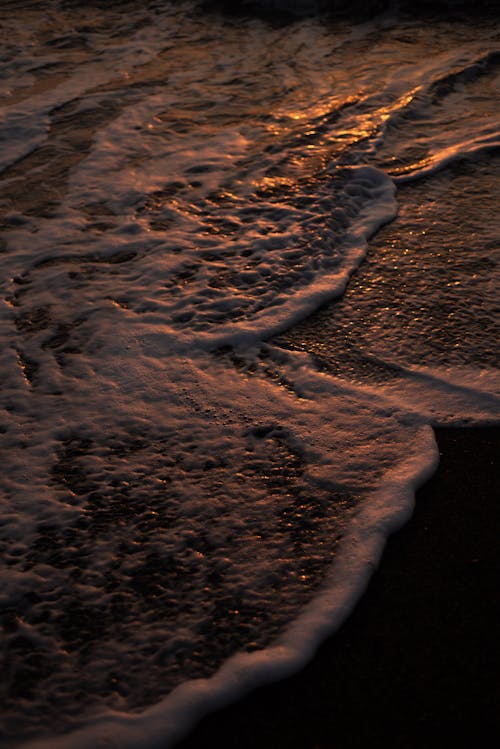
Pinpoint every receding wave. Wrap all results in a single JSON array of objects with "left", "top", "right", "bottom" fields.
[
  {"left": 0, "top": 3, "right": 498, "bottom": 748},
  {"left": 373, "top": 49, "right": 500, "bottom": 179}
]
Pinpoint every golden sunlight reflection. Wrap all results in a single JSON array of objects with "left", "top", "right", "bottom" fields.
[
  {"left": 261, "top": 88, "right": 423, "bottom": 186},
  {"left": 2, "top": 4, "right": 499, "bottom": 746}
]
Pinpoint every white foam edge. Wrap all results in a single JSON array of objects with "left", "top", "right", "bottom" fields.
[
  {"left": 18, "top": 424, "right": 438, "bottom": 749},
  {"left": 139, "top": 165, "right": 398, "bottom": 353},
  {"left": 392, "top": 129, "right": 500, "bottom": 184},
  {"left": 287, "top": 347, "right": 500, "bottom": 425}
]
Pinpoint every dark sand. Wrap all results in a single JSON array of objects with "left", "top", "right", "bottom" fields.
[{"left": 175, "top": 426, "right": 499, "bottom": 749}]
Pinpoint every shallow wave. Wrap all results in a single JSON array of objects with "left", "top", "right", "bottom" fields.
[
  {"left": 373, "top": 48, "right": 500, "bottom": 179},
  {"left": 0, "top": 4, "right": 498, "bottom": 748}
]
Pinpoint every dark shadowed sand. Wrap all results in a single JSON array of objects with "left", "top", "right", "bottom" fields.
[{"left": 175, "top": 426, "right": 499, "bottom": 749}]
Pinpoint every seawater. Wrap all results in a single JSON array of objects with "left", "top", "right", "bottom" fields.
[{"left": 0, "top": 2, "right": 498, "bottom": 748}]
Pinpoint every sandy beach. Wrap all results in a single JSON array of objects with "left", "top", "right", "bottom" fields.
[
  {"left": 175, "top": 426, "right": 499, "bottom": 748},
  {"left": 1, "top": 6, "right": 498, "bottom": 748}
]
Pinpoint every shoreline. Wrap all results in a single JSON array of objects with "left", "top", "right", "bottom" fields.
[{"left": 175, "top": 426, "right": 499, "bottom": 748}]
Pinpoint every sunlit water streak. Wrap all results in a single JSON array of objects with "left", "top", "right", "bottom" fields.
[{"left": 0, "top": 2, "right": 499, "bottom": 748}]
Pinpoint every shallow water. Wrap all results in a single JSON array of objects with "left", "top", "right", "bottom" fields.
[{"left": 0, "top": 2, "right": 499, "bottom": 748}]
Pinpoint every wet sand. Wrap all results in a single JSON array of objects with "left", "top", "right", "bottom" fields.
[{"left": 175, "top": 426, "right": 499, "bottom": 748}]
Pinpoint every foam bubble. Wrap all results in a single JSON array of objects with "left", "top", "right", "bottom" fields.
[{"left": 1, "top": 4, "right": 498, "bottom": 748}]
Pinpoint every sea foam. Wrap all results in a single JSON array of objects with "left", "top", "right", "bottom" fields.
[{"left": 0, "top": 3, "right": 498, "bottom": 748}]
